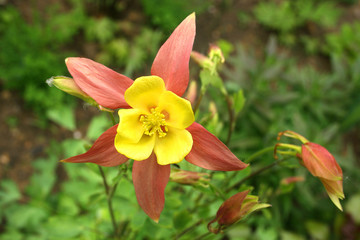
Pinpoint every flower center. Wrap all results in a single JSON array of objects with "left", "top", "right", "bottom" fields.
[{"left": 140, "top": 107, "right": 168, "bottom": 138}]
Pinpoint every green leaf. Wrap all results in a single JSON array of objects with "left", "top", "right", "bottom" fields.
[
  {"left": 199, "top": 69, "right": 224, "bottom": 90},
  {"left": 342, "top": 101, "right": 360, "bottom": 130},
  {"left": 42, "top": 216, "right": 84, "bottom": 239},
  {"left": 173, "top": 210, "right": 193, "bottom": 230},
  {"left": 345, "top": 193, "right": 360, "bottom": 224},
  {"left": 62, "top": 139, "right": 87, "bottom": 158},
  {"left": 280, "top": 231, "right": 306, "bottom": 240},
  {"left": 305, "top": 220, "right": 329, "bottom": 240},
  {"left": 233, "top": 89, "right": 246, "bottom": 115},
  {"left": 47, "top": 105, "right": 76, "bottom": 131},
  {"left": 26, "top": 168, "right": 56, "bottom": 199},
  {"left": 0, "top": 230, "right": 23, "bottom": 240},
  {"left": 5, "top": 205, "right": 48, "bottom": 230},
  {"left": 130, "top": 210, "right": 147, "bottom": 231},
  {"left": 0, "top": 180, "right": 21, "bottom": 208},
  {"left": 217, "top": 39, "right": 234, "bottom": 58},
  {"left": 85, "top": 17, "right": 117, "bottom": 44},
  {"left": 57, "top": 194, "right": 80, "bottom": 216},
  {"left": 86, "top": 114, "right": 110, "bottom": 140}
]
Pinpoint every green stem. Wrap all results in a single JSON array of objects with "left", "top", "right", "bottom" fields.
[
  {"left": 193, "top": 89, "right": 205, "bottom": 114},
  {"left": 225, "top": 94, "right": 235, "bottom": 145},
  {"left": 195, "top": 232, "right": 211, "bottom": 240},
  {"left": 209, "top": 182, "right": 227, "bottom": 200},
  {"left": 225, "top": 158, "right": 288, "bottom": 193},
  {"left": 108, "top": 111, "right": 117, "bottom": 126},
  {"left": 223, "top": 146, "right": 275, "bottom": 188},
  {"left": 275, "top": 143, "right": 301, "bottom": 152},
  {"left": 98, "top": 166, "right": 119, "bottom": 237},
  {"left": 175, "top": 220, "right": 203, "bottom": 239},
  {"left": 245, "top": 146, "right": 275, "bottom": 164}
]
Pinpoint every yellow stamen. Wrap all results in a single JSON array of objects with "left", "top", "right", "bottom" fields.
[{"left": 140, "top": 107, "right": 168, "bottom": 137}]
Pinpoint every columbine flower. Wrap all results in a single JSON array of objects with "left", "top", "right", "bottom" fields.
[
  {"left": 276, "top": 130, "right": 345, "bottom": 211},
  {"left": 208, "top": 190, "right": 270, "bottom": 234},
  {"left": 58, "top": 13, "right": 248, "bottom": 222}
]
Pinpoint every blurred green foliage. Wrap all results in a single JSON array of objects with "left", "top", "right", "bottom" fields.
[
  {"left": 254, "top": 0, "right": 341, "bottom": 32},
  {"left": 0, "top": 2, "right": 88, "bottom": 122},
  {"left": 253, "top": 0, "right": 341, "bottom": 47},
  {"left": 140, "top": 0, "right": 211, "bottom": 32},
  {"left": 325, "top": 22, "right": 360, "bottom": 61}
]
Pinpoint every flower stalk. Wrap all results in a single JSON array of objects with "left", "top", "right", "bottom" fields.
[{"left": 98, "top": 166, "right": 119, "bottom": 237}]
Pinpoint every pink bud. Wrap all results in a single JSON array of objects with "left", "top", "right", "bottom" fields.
[
  {"left": 301, "top": 143, "right": 344, "bottom": 210},
  {"left": 190, "top": 51, "right": 213, "bottom": 69},
  {"left": 208, "top": 190, "right": 270, "bottom": 233},
  {"left": 169, "top": 169, "right": 210, "bottom": 186},
  {"left": 184, "top": 81, "right": 197, "bottom": 105},
  {"left": 281, "top": 176, "right": 305, "bottom": 185},
  {"left": 209, "top": 44, "right": 225, "bottom": 64}
]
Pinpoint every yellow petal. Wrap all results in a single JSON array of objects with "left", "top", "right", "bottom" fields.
[
  {"left": 154, "top": 127, "right": 193, "bottom": 165},
  {"left": 125, "top": 76, "right": 166, "bottom": 112},
  {"left": 158, "top": 91, "right": 194, "bottom": 129},
  {"left": 115, "top": 134, "right": 155, "bottom": 161},
  {"left": 117, "top": 108, "right": 145, "bottom": 143}
]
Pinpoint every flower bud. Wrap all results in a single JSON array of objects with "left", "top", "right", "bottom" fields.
[
  {"left": 276, "top": 130, "right": 345, "bottom": 211},
  {"left": 209, "top": 44, "right": 225, "bottom": 65},
  {"left": 47, "top": 76, "right": 93, "bottom": 102},
  {"left": 47, "top": 76, "right": 112, "bottom": 112},
  {"left": 280, "top": 176, "right": 305, "bottom": 185},
  {"left": 301, "top": 142, "right": 344, "bottom": 210},
  {"left": 191, "top": 51, "right": 213, "bottom": 69},
  {"left": 169, "top": 169, "right": 210, "bottom": 186},
  {"left": 184, "top": 81, "right": 197, "bottom": 105},
  {"left": 208, "top": 190, "right": 270, "bottom": 233}
]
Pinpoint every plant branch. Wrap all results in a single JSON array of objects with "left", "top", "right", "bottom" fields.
[
  {"left": 98, "top": 166, "right": 119, "bottom": 237},
  {"left": 245, "top": 146, "right": 275, "bottom": 164},
  {"left": 175, "top": 220, "right": 203, "bottom": 239},
  {"left": 226, "top": 158, "right": 287, "bottom": 193},
  {"left": 223, "top": 146, "right": 275, "bottom": 188},
  {"left": 225, "top": 94, "right": 235, "bottom": 145},
  {"left": 193, "top": 89, "right": 205, "bottom": 114},
  {"left": 195, "top": 232, "right": 211, "bottom": 240},
  {"left": 108, "top": 111, "right": 117, "bottom": 126}
]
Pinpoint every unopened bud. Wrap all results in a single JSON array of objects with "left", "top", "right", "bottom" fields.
[
  {"left": 209, "top": 101, "right": 217, "bottom": 117},
  {"left": 281, "top": 176, "right": 305, "bottom": 185},
  {"left": 208, "top": 190, "right": 270, "bottom": 233},
  {"left": 184, "top": 81, "right": 197, "bottom": 105},
  {"left": 170, "top": 169, "right": 210, "bottom": 186},
  {"left": 47, "top": 76, "right": 112, "bottom": 112},
  {"left": 276, "top": 130, "right": 345, "bottom": 211},
  {"left": 209, "top": 44, "right": 225, "bottom": 65},
  {"left": 47, "top": 76, "right": 93, "bottom": 102},
  {"left": 301, "top": 142, "right": 344, "bottom": 211},
  {"left": 191, "top": 51, "right": 213, "bottom": 69}
]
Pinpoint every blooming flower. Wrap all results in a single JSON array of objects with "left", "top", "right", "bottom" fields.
[
  {"left": 208, "top": 190, "right": 270, "bottom": 234},
  {"left": 58, "top": 13, "right": 248, "bottom": 222},
  {"left": 276, "top": 130, "right": 345, "bottom": 210}
]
